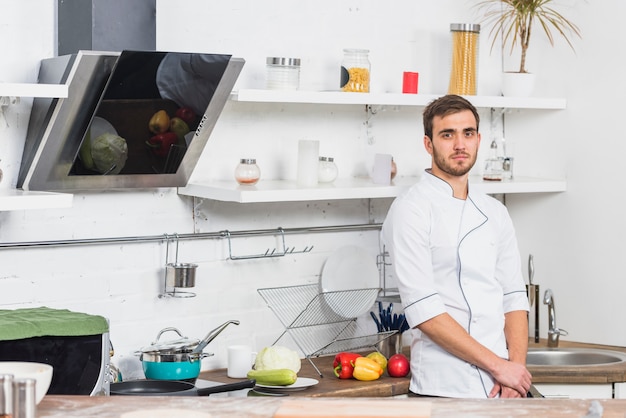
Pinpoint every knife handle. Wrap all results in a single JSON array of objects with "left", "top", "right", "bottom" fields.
[{"left": 534, "top": 284, "right": 540, "bottom": 343}]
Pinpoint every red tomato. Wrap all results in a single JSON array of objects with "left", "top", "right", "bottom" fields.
[{"left": 387, "top": 353, "right": 410, "bottom": 377}]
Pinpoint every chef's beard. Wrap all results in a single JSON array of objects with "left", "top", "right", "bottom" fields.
[{"left": 432, "top": 149, "right": 477, "bottom": 177}]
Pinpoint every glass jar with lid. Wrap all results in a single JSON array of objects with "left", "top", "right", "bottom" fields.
[
  {"left": 266, "top": 57, "right": 301, "bottom": 90},
  {"left": 340, "top": 49, "right": 370, "bottom": 93},
  {"left": 234, "top": 159, "right": 261, "bottom": 185},
  {"left": 448, "top": 23, "right": 480, "bottom": 95},
  {"left": 318, "top": 156, "right": 338, "bottom": 183}
]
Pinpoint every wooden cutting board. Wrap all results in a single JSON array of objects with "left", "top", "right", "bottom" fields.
[{"left": 273, "top": 399, "right": 431, "bottom": 418}]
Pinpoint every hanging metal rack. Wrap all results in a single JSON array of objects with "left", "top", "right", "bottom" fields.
[{"left": 223, "top": 227, "right": 314, "bottom": 260}]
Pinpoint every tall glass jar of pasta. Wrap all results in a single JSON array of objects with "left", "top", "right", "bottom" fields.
[
  {"left": 340, "top": 49, "right": 370, "bottom": 93},
  {"left": 448, "top": 23, "right": 480, "bottom": 95}
]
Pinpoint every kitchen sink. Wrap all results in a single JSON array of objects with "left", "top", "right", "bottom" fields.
[{"left": 527, "top": 347, "right": 626, "bottom": 367}]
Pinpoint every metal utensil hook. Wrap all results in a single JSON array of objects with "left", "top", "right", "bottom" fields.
[{"left": 164, "top": 233, "right": 180, "bottom": 265}]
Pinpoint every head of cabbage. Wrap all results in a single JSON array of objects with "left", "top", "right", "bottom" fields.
[
  {"left": 79, "top": 132, "right": 128, "bottom": 175},
  {"left": 254, "top": 346, "right": 301, "bottom": 373}
]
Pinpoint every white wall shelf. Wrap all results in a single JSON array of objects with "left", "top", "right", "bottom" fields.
[
  {"left": 178, "top": 176, "right": 566, "bottom": 203},
  {"left": 231, "top": 89, "right": 567, "bottom": 110},
  {"left": 0, "top": 82, "right": 68, "bottom": 98},
  {"left": 0, "top": 189, "right": 73, "bottom": 211},
  {"left": 179, "top": 90, "right": 567, "bottom": 203}
]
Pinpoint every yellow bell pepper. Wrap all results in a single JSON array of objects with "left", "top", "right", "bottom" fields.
[
  {"left": 352, "top": 356, "right": 383, "bottom": 381},
  {"left": 149, "top": 110, "right": 170, "bottom": 134}
]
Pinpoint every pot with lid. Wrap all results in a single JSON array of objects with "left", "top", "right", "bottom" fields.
[{"left": 138, "top": 320, "right": 239, "bottom": 381}]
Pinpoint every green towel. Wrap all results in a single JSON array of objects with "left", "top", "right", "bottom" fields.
[{"left": 0, "top": 307, "right": 109, "bottom": 341}]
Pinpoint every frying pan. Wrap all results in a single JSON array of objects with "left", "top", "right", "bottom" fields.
[{"left": 110, "top": 379, "right": 256, "bottom": 396}]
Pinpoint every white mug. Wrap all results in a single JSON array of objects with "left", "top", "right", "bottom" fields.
[{"left": 227, "top": 345, "right": 256, "bottom": 378}]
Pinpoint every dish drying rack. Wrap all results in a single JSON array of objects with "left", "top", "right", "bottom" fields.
[{"left": 257, "top": 284, "right": 395, "bottom": 377}]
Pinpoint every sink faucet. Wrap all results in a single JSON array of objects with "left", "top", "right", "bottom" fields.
[{"left": 543, "top": 289, "right": 568, "bottom": 347}]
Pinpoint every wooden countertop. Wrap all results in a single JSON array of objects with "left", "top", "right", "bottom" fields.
[
  {"left": 199, "top": 351, "right": 410, "bottom": 398},
  {"left": 35, "top": 395, "right": 626, "bottom": 417},
  {"left": 198, "top": 339, "right": 626, "bottom": 397}
]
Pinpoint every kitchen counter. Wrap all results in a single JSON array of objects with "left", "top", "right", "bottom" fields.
[
  {"left": 198, "top": 339, "right": 626, "bottom": 397},
  {"left": 34, "top": 395, "right": 626, "bottom": 417},
  {"left": 199, "top": 350, "right": 410, "bottom": 398},
  {"left": 31, "top": 340, "right": 626, "bottom": 417}
]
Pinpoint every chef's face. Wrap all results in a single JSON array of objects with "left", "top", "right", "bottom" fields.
[{"left": 424, "top": 109, "right": 480, "bottom": 178}]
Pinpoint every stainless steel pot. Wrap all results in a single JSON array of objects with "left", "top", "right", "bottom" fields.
[{"left": 138, "top": 320, "right": 240, "bottom": 381}]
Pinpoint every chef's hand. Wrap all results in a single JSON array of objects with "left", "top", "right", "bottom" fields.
[
  {"left": 490, "top": 359, "right": 532, "bottom": 397},
  {"left": 490, "top": 383, "right": 526, "bottom": 398}
]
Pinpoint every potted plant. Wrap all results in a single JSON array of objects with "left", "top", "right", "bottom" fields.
[{"left": 477, "top": 0, "right": 581, "bottom": 96}]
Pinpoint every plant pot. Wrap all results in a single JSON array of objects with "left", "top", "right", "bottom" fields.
[{"left": 501, "top": 72, "right": 536, "bottom": 97}]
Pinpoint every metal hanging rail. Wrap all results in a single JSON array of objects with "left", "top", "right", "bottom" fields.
[{"left": 0, "top": 223, "right": 382, "bottom": 250}]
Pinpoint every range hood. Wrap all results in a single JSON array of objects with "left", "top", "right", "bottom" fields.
[{"left": 18, "top": 50, "right": 244, "bottom": 191}]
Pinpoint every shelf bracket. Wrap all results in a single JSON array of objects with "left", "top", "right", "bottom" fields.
[
  {"left": 0, "top": 96, "right": 19, "bottom": 129},
  {"left": 223, "top": 227, "right": 314, "bottom": 260}
]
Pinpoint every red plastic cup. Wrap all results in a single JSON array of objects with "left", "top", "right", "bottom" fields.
[{"left": 402, "top": 71, "right": 419, "bottom": 94}]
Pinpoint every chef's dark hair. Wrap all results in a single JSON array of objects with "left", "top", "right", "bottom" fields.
[{"left": 422, "top": 94, "right": 480, "bottom": 140}]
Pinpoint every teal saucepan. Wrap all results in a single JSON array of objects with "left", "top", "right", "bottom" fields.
[{"left": 140, "top": 352, "right": 211, "bottom": 381}]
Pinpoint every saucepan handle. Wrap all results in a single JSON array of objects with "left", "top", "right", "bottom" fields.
[{"left": 195, "top": 379, "right": 256, "bottom": 396}]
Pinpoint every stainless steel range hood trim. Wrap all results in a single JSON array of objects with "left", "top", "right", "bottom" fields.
[{"left": 18, "top": 51, "right": 244, "bottom": 192}]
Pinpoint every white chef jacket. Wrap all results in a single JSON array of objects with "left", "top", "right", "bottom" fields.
[{"left": 381, "top": 170, "right": 529, "bottom": 398}]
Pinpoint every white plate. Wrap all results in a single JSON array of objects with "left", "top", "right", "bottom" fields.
[
  {"left": 320, "top": 245, "right": 379, "bottom": 318},
  {"left": 255, "top": 377, "right": 319, "bottom": 392}
]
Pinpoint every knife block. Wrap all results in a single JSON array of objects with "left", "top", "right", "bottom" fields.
[{"left": 526, "top": 284, "right": 540, "bottom": 343}]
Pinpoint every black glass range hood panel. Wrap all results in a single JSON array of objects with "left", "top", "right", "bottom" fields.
[{"left": 18, "top": 50, "right": 244, "bottom": 191}]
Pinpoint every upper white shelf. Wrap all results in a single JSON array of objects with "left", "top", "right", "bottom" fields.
[
  {"left": 231, "top": 89, "right": 567, "bottom": 110},
  {"left": 0, "top": 189, "right": 73, "bottom": 211},
  {"left": 0, "top": 82, "right": 68, "bottom": 98},
  {"left": 178, "top": 176, "right": 567, "bottom": 203}
]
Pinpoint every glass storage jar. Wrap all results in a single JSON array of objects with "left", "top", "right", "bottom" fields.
[
  {"left": 318, "top": 156, "right": 338, "bottom": 183},
  {"left": 266, "top": 57, "right": 301, "bottom": 90},
  {"left": 340, "top": 49, "right": 370, "bottom": 93},
  {"left": 448, "top": 23, "right": 480, "bottom": 95},
  {"left": 234, "top": 159, "right": 261, "bottom": 185}
]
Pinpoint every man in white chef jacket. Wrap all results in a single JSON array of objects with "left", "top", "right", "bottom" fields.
[{"left": 382, "top": 94, "right": 531, "bottom": 398}]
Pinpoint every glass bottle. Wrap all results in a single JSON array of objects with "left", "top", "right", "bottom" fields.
[
  {"left": 234, "top": 159, "right": 260, "bottom": 185},
  {"left": 340, "top": 49, "right": 371, "bottom": 93},
  {"left": 483, "top": 140, "right": 503, "bottom": 181},
  {"left": 318, "top": 156, "right": 338, "bottom": 183}
]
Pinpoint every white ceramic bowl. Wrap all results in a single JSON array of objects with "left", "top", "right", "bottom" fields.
[{"left": 0, "top": 361, "right": 53, "bottom": 404}]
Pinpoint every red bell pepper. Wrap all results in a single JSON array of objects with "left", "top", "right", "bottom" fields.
[
  {"left": 146, "top": 132, "right": 178, "bottom": 157},
  {"left": 333, "top": 352, "right": 362, "bottom": 379}
]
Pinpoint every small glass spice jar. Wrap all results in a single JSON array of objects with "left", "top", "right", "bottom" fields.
[
  {"left": 318, "top": 156, "right": 338, "bottom": 183},
  {"left": 266, "top": 57, "right": 301, "bottom": 90},
  {"left": 234, "top": 158, "right": 261, "bottom": 185},
  {"left": 340, "top": 49, "right": 371, "bottom": 93}
]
